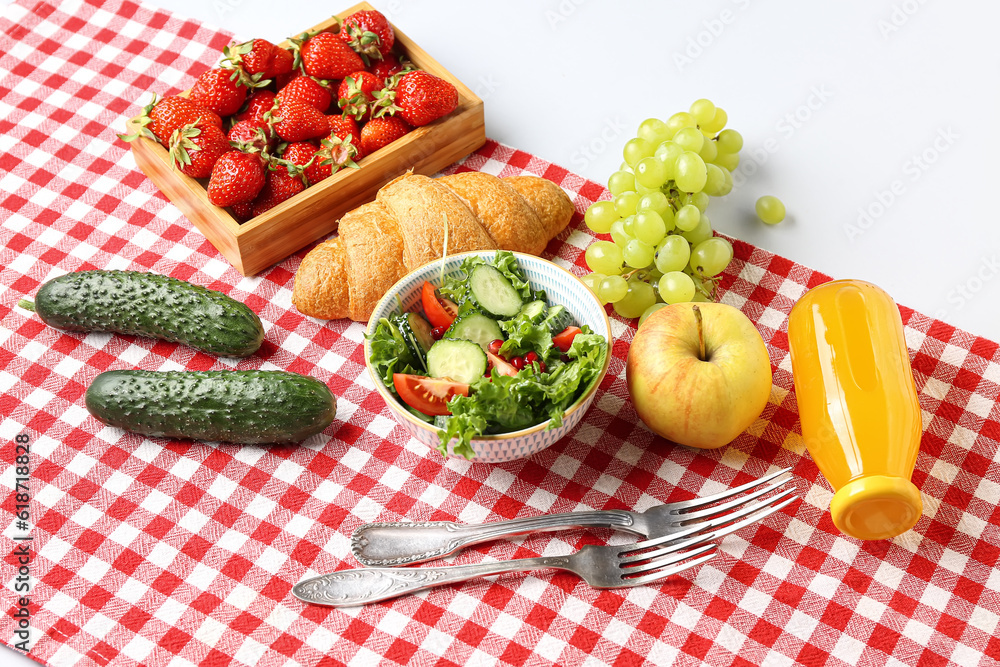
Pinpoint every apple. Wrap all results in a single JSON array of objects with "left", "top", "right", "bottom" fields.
[{"left": 626, "top": 302, "right": 772, "bottom": 449}]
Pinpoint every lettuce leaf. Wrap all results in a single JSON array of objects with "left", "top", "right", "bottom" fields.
[{"left": 366, "top": 317, "right": 423, "bottom": 390}]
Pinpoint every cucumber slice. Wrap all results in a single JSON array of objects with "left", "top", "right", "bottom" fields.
[
  {"left": 446, "top": 311, "right": 504, "bottom": 351},
  {"left": 426, "top": 339, "right": 487, "bottom": 385},
  {"left": 406, "top": 312, "right": 435, "bottom": 353},
  {"left": 393, "top": 313, "right": 428, "bottom": 372},
  {"left": 519, "top": 300, "right": 547, "bottom": 322},
  {"left": 469, "top": 265, "right": 523, "bottom": 319}
]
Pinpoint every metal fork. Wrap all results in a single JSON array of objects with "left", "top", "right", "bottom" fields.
[
  {"left": 292, "top": 482, "right": 798, "bottom": 607},
  {"left": 351, "top": 466, "right": 795, "bottom": 566}
]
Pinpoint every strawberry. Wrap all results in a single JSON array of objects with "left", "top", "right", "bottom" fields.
[
  {"left": 368, "top": 52, "right": 412, "bottom": 83},
  {"left": 339, "top": 9, "right": 394, "bottom": 62},
  {"left": 277, "top": 75, "right": 332, "bottom": 113},
  {"left": 207, "top": 150, "right": 266, "bottom": 207},
  {"left": 189, "top": 68, "right": 249, "bottom": 117},
  {"left": 391, "top": 70, "right": 458, "bottom": 127},
  {"left": 119, "top": 94, "right": 222, "bottom": 147},
  {"left": 266, "top": 100, "right": 329, "bottom": 143},
  {"left": 227, "top": 119, "right": 271, "bottom": 153},
  {"left": 221, "top": 38, "right": 293, "bottom": 79},
  {"left": 336, "top": 71, "right": 382, "bottom": 121},
  {"left": 270, "top": 47, "right": 294, "bottom": 77},
  {"left": 252, "top": 165, "right": 308, "bottom": 217},
  {"left": 359, "top": 115, "right": 411, "bottom": 155},
  {"left": 294, "top": 31, "right": 364, "bottom": 80},
  {"left": 281, "top": 141, "right": 327, "bottom": 186},
  {"left": 235, "top": 89, "right": 277, "bottom": 124},
  {"left": 168, "top": 121, "right": 230, "bottom": 178},
  {"left": 231, "top": 200, "right": 255, "bottom": 222},
  {"left": 327, "top": 115, "right": 361, "bottom": 144},
  {"left": 314, "top": 135, "right": 361, "bottom": 181}
]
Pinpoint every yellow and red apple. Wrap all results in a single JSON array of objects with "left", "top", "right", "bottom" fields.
[{"left": 626, "top": 302, "right": 772, "bottom": 449}]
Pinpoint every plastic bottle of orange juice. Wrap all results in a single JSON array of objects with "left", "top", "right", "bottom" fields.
[{"left": 788, "top": 279, "right": 923, "bottom": 540}]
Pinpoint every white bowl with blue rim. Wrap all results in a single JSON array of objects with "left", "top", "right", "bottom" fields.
[{"left": 364, "top": 250, "right": 612, "bottom": 463}]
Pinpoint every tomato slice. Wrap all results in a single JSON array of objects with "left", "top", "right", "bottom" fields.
[
  {"left": 553, "top": 326, "right": 582, "bottom": 352},
  {"left": 393, "top": 373, "right": 469, "bottom": 416},
  {"left": 486, "top": 351, "right": 518, "bottom": 377},
  {"left": 421, "top": 281, "right": 459, "bottom": 328}
]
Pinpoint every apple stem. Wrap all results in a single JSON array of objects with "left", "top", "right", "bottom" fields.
[{"left": 692, "top": 304, "right": 706, "bottom": 361}]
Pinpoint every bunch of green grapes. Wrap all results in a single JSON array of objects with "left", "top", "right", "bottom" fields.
[{"left": 582, "top": 99, "right": 741, "bottom": 324}]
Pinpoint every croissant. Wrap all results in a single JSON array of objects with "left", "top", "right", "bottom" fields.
[{"left": 292, "top": 171, "right": 575, "bottom": 321}]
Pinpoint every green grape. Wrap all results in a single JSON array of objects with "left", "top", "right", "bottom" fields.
[
  {"left": 647, "top": 267, "right": 663, "bottom": 281},
  {"left": 681, "top": 213, "right": 713, "bottom": 245},
  {"left": 614, "top": 280, "right": 656, "bottom": 319},
  {"left": 609, "top": 219, "right": 632, "bottom": 247},
  {"left": 635, "top": 156, "right": 668, "bottom": 189},
  {"left": 699, "top": 138, "right": 718, "bottom": 163},
  {"left": 714, "top": 151, "right": 739, "bottom": 172},
  {"left": 693, "top": 290, "right": 712, "bottom": 303},
  {"left": 703, "top": 164, "right": 727, "bottom": 197},
  {"left": 689, "top": 237, "right": 733, "bottom": 278},
  {"left": 622, "top": 214, "right": 635, "bottom": 236},
  {"left": 607, "top": 170, "right": 635, "bottom": 196},
  {"left": 716, "top": 129, "right": 743, "bottom": 154},
  {"left": 581, "top": 272, "right": 605, "bottom": 293},
  {"left": 623, "top": 137, "right": 655, "bottom": 166},
  {"left": 756, "top": 195, "right": 786, "bottom": 224},
  {"left": 716, "top": 167, "right": 733, "bottom": 196},
  {"left": 654, "top": 141, "right": 682, "bottom": 177},
  {"left": 686, "top": 191, "right": 710, "bottom": 212},
  {"left": 638, "top": 302, "right": 668, "bottom": 328},
  {"left": 622, "top": 238, "right": 655, "bottom": 268},
  {"left": 674, "top": 152, "right": 708, "bottom": 193},
  {"left": 638, "top": 191, "right": 671, "bottom": 218},
  {"left": 585, "top": 240, "right": 624, "bottom": 275},
  {"left": 673, "top": 127, "right": 704, "bottom": 154},
  {"left": 658, "top": 271, "right": 697, "bottom": 304},
  {"left": 637, "top": 118, "right": 671, "bottom": 146},
  {"left": 689, "top": 99, "right": 717, "bottom": 126},
  {"left": 635, "top": 183, "right": 660, "bottom": 195},
  {"left": 675, "top": 204, "right": 701, "bottom": 232},
  {"left": 633, "top": 210, "right": 667, "bottom": 246},
  {"left": 655, "top": 235, "right": 691, "bottom": 273},
  {"left": 585, "top": 200, "right": 618, "bottom": 234},
  {"left": 665, "top": 111, "right": 697, "bottom": 135},
  {"left": 614, "top": 191, "right": 640, "bottom": 217},
  {"left": 702, "top": 107, "right": 728, "bottom": 134},
  {"left": 598, "top": 275, "right": 629, "bottom": 303},
  {"left": 619, "top": 162, "right": 633, "bottom": 172}
]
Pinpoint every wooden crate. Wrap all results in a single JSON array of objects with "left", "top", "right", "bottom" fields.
[{"left": 124, "top": 2, "right": 485, "bottom": 276}]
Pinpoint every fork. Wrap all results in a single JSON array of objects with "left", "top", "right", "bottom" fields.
[
  {"left": 351, "top": 466, "right": 795, "bottom": 566},
  {"left": 293, "top": 487, "right": 797, "bottom": 607}
]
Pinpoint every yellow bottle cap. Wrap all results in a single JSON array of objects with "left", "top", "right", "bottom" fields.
[{"left": 830, "top": 475, "right": 923, "bottom": 540}]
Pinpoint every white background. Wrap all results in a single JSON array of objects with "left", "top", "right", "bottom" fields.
[{"left": 2, "top": 0, "right": 999, "bottom": 663}]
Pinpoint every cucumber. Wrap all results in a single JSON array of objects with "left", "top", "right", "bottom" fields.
[
  {"left": 445, "top": 311, "right": 504, "bottom": 351},
  {"left": 20, "top": 270, "right": 264, "bottom": 358},
  {"left": 394, "top": 312, "right": 432, "bottom": 371},
  {"left": 519, "top": 300, "right": 547, "bottom": 322},
  {"left": 468, "top": 265, "right": 523, "bottom": 318},
  {"left": 85, "top": 370, "right": 336, "bottom": 444},
  {"left": 426, "top": 339, "right": 487, "bottom": 384}
]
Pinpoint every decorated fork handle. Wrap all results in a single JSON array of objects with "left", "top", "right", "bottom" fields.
[
  {"left": 351, "top": 512, "right": 638, "bottom": 566},
  {"left": 293, "top": 556, "right": 566, "bottom": 607}
]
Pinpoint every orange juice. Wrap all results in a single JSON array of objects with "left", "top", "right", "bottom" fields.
[{"left": 788, "top": 279, "right": 923, "bottom": 540}]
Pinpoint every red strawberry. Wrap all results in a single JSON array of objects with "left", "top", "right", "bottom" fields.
[
  {"left": 222, "top": 39, "right": 276, "bottom": 76},
  {"left": 326, "top": 115, "right": 361, "bottom": 146},
  {"left": 235, "top": 89, "right": 277, "bottom": 124},
  {"left": 368, "top": 52, "right": 412, "bottom": 83},
  {"left": 392, "top": 70, "right": 458, "bottom": 127},
  {"left": 168, "top": 121, "right": 230, "bottom": 178},
  {"left": 231, "top": 200, "right": 255, "bottom": 222},
  {"left": 267, "top": 100, "right": 328, "bottom": 143},
  {"left": 252, "top": 166, "right": 308, "bottom": 217},
  {"left": 278, "top": 75, "right": 332, "bottom": 113},
  {"left": 294, "top": 31, "right": 364, "bottom": 80},
  {"left": 270, "top": 47, "right": 294, "bottom": 77},
  {"left": 314, "top": 135, "right": 361, "bottom": 181},
  {"left": 282, "top": 141, "right": 327, "bottom": 186},
  {"left": 227, "top": 119, "right": 271, "bottom": 153},
  {"left": 359, "top": 115, "right": 411, "bottom": 155},
  {"left": 207, "top": 151, "right": 266, "bottom": 207},
  {"left": 189, "top": 68, "right": 249, "bottom": 117},
  {"left": 339, "top": 10, "right": 394, "bottom": 61},
  {"left": 119, "top": 94, "right": 222, "bottom": 147},
  {"left": 336, "top": 71, "right": 382, "bottom": 121}
]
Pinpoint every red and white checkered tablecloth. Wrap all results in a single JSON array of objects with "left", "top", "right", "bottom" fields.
[{"left": 1, "top": 1, "right": 998, "bottom": 665}]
